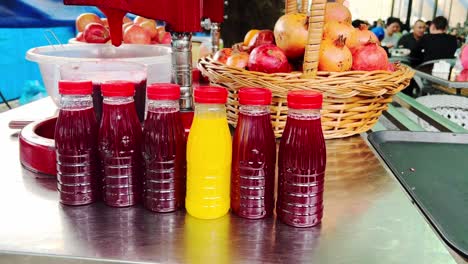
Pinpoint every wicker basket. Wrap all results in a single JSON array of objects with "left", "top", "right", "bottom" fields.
[{"left": 198, "top": 0, "right": 414, "bottom": 139}]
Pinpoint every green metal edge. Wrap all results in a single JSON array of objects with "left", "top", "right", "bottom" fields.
[
  {"left": 394, "top": 93, "right": 467, "bottom": 133},
  {"left": 371, "top": 121, "right": 387, "bottom": 132},
  {"left": 385, "top": 104, "right": 426, "bottom": 131}
]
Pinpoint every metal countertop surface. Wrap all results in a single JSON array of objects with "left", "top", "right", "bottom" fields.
[{"left": 0, "top": 98, "right": 463, "bottom": 264}]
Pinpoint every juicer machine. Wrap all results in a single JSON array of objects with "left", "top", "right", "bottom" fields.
[{"left": 63, "top": 0, "right": 224, "bottom": 113}]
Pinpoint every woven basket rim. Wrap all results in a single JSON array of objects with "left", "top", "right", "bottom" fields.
[{"left": 198, "top": 56, "right": 415, "bottom": 99}]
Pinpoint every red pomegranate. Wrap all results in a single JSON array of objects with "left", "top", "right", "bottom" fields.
[
  {"left": 347, "top": 25, "right": 379, "bottom": 52},
  {"left": 248, "top": 44, "right": 291, "bottom": 74},
  {"left": 352, "top": 42, "right": 389, "bottom": 71}
]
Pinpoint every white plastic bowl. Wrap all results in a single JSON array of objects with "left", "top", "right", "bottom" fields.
[{"left": 26, "top": 44, "right": 171, "bottom": 106}]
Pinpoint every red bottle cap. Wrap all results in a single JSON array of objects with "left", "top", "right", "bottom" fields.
[
  {"left": 101, "top": 81, "right": 135, "bottom": 97},
  {"left": 147, "top": 83, "right": 180, "bottom": 100},
  {"left": 287, "top": 90, "right": 323, "bottom": 109},
  {"left": 58, "top": 80, "right": 92, "bottom": 95},
  {"left": 194, "top": 86, "right": 228, "bottom": 104},
  {"left": 239, "top": 87, "right": 272, "bottom": 105}
]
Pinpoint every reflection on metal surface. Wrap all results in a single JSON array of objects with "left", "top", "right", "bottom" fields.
[
  {"left": 21, "top": 167, "right": 57, "bottom": 200},
  {"left": 324, "top": 136, "right": 391, "bottom": 229},
  {"left": 0, "top": 99, "right": 463, "bottom": 263},
  {"left": 185, "top": 214, "right": 230, "bottom": 263}
]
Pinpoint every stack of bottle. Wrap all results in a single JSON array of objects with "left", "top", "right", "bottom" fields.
[{"left": 54, "top": 80, "right": 326, "bottom": 228}]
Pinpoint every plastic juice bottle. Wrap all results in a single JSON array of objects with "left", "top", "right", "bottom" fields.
[
  {"left": 277, "top": 90, "right": 326, "bottom": 227},
  {"left": 231, "top": 88, "right": 276, "bottom": 219},
  {"left": 55, "top": 80, "right": 99, "bottom": 206},
  {"left": 186, "top": 86, "right": 231, "bottom": 219},
  {"left": 91, "top": 80, "right": 147, "bottom": 122},
  {"left": 98, "top": 81, "right": 143, "bottom": 207},
  {"left": 142, "top": 83, "right": 186, "bottom": 213}
]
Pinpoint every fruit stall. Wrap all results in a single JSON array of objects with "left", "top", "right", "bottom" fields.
[{"left": 1, "top": 0, "right": 468, "bottom": 263}]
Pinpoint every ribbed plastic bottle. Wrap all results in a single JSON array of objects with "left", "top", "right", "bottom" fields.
[
  {"left": 142, "top": 83, "right": 186, "bottom": 212},
  {"left": 98, "top": 81, "right": 143, "bottom": 207},
  {"left": 55, "top": 80, "right": 99, "bottom": 205},
  {"left": 277, "top": 90, "right": 326, "bottom": 227},
  {"left": 231, "top": 87, "right": 276, "bottom": 219},
  {"left": 186, "top": 86, "right": 231, "bottom": 219}
]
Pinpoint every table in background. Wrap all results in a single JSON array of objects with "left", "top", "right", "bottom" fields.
[{"left": 414, "top": 60, "right": 468, "bottom": 96}]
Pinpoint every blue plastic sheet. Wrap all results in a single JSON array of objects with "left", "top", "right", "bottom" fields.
[
  {"left": 0, "top": 0, "right": 102, "bottom": 28},
  {"left": 0, "top": 1, "right": 101, "bottom": 101}
]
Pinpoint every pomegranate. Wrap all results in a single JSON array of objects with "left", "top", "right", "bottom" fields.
[
  {"left": 123, "top": 16, "right": 132, "bottom": 24},
  {"left": 347, "top": 25, "right": 379, "bottom": 52},
  {"left": 243, "top": 29, "right": 260, "bottom": 46},
  {"left": 156, "top": 26, "right": 166, "bottom": 42},
  {"left": 83, "top": 23, "right": 110, "bottom": 43},
  {"left": 387, "top": 62, "right": 397, "bottom": 72},
  {"left": 248, "top": 44, "right": 291, "bottom": 74},
  {"left": 325, "top": 2, "right": 352, "bottom": 24},
  {"left": 76, "top": 32, "right": 85, "bottom": 42},
  {"left": 226, "top": 52, "right": 249, "bottom": 69},
  {"left": 352, "top": 42, "right": 389, "bottom": 71},
  {"left": 248, "top": 30, "right": 275, "bottom": 50},
  {"left": 274, "top": 13, "right": 309, "bottom": 59},
  {"left": 76, "top": 13, "right": 103, "bottom": 32},
  {"left": 461, "top": 45, "right": 468, "bottom": 69},
  {"left": 318, "top": 36, "right": 352, "bottom": 72},
  {"left": 123, "top": 24, "right": 151, "bottom": 44},
  {"left": 140, "top": 20, "right": 158, "bottom": 39},
  {"left": 134, "top": 16, "right": 154, "bottom": 25},
  {"left": 101, "top": 18, "right": 109, "bottom": 28},
  {"left": 323, "top": 21, "right": 354, "bottom": 42},
  {"left": 159, "top": 32, "right": 172, "bottom": 44},
  {"left": 213, "top": 48, "right": 233, "bottom": 64}
]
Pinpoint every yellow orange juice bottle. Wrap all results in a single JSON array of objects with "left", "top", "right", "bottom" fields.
[{"left": 186, "top": 86, "right": 232, "bottom": 219}]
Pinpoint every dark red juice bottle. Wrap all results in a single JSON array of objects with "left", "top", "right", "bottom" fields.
[
  {"left": 55, "top": 80, "right": 99, "bottom": 206},
  {"left": 98, "top": 81, "right": 143, "bottom": 207},
  {"left": 231, "top": 88, "right": 276, "bottom": 219},
  {"left": 142, "top": 83, "right": 186, "bottom": 213},
  {"left": 92, "top": 80, "right": 147, "bottom": 123},
  {"left": 277, "top": 90, "right": 326, "bottom": 227}
]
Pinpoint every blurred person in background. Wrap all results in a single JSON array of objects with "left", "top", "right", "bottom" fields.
[
  {"left": 352, "top": 19, "right": 367, "bottom": 28},
  {"left": 381, "top": 17, "right": 402, "bottom": 49},
  {"left": 425, "top": 21, "right": 432, "bottom": 34},
  {"left": 371, "top": 26, "right": 385, "bottom": 42},
  {"left": 369, "top": 19, "right": 385, "bottom": 30},
  {"left": 414, "top": 16, "right": 458, "bottom": 63},
  {"left": 397, "top": 19, "right": 426, "bottom": 65}
]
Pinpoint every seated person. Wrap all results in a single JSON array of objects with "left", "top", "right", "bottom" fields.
[
  {"left": 397, "top": 20, "right": 425, "bottom": 52},
  {"left": 397, "top": 20, "right": 426, "bottom": 65},
  {"left": 381, "top": 17, "right": 402, "bottom": 49},
  {"left": 414, "top": 16, "right": 458, "bottom": 64}
]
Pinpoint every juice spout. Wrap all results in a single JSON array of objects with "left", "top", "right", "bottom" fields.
[{"left": 99, "top": 7, "right": 126, "bottom": 46}]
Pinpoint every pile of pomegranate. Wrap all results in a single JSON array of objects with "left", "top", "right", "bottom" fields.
[
  {"left": 213, "top": 2, "right": 394, "bottom": 74},
  {"left": 74, "top": 13, "right": 170, "bottom": 45}
]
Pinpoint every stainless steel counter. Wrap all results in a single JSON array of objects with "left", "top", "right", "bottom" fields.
[{"left": 0, "top": 98, "right": 464, "bottom": 264}]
